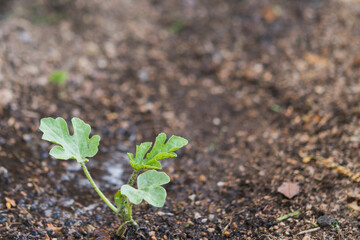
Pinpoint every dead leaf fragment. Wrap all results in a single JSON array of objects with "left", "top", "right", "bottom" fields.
[
  {"left": 5, "top": 197, "right": 16, "bottom": 208},
  {"left": 348, "top": 201, "right": 360, "bottom": 212},
  {"left": 94, "top": 229, "right": 111, "bottom": 240},
  {"left": 304, "top": 52, "right": 331, "bottom": 67},
  {"left": 262, "top": 8, "right": 276, "bottom": 23},
  {"left": 302, "top": 156, "right": 312, "bottom": 163},
  {"left": 46, "top": 223, "right": 62, "bottom": 234},
  {"left": 277, "top": 182, "right": 300, "bottom": 199}
]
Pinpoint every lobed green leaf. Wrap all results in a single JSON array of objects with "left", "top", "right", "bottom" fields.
[
  {"left": 121, "top": 170, "right": 170, "bottom": 207},
  {"left": 128, "top": 133, "right": 188, "bottom": 170},
  {"left": 39, "top": 117, "right": 100, "bottom": 163}
]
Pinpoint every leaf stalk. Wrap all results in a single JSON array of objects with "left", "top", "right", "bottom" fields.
[{"left": 80, "top": 162, "right": 119, "bottom": 214}]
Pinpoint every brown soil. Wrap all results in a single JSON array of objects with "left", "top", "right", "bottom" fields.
[{"left": 0, "top": 0, "right": 359, "bottom": 239}]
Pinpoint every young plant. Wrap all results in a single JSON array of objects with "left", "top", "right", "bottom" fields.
[
  {"left": 49, "top": 70, "right": 68, "bottom": 86},
  {"left": 39, "top": 117, "right": 188, "bottom": 235}
]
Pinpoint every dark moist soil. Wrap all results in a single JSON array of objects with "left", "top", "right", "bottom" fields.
[{"left": 0, "top": 0, "right": 360, "bottom": 239}]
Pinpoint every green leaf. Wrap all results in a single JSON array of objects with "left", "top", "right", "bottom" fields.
[
  {"left": 128, "top": 133, "right": 188, "bottom": 170},
  {"left": 49, "top": 70, "right": 68, "bottom": 85},
  {"left": 39, "top": 117, "right": 100, "bottom": 163},
  {"left": 121, "top": 170, "right": 170, "bottom": 207},
  {"left": 114, "top": 190, "right": 126, "bottom": 209}
]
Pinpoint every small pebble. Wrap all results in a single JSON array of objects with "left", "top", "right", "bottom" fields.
[
  {"left": 61, "top": 199, "right": 75, "bottom": 207},
  {"left": 156, "top": 211, "right": 174, "bottom": 216},
  {"left": 217, "top": 181, "right": 225, "bottom": 187},
  {"left": 18, "top": 31, "right": 31, "bottom": 43},
  {"left": 0, "top": 214, "right": 7, "bottom": 223},
  {"left": 0, "top": 89, "right": 13, "bottom": 106},
  {"left": 22, "top": 134, "right": 32, "bottom": 142},
  {"left": 318, "top": 215, "right": 339, "bottom": 228},
  {"left": 44, "top": 209, "right": 52, "bottom": 218},
  {"left": 188, "top": 194, "right": 196, "bottom": 202},
  {"left": 207, "top": 227, "right": 215, "bottom": 233},
  {"left": 0, "top": 166, "right": 8, "bottom": 177},
  {"left": 198, "top": 174, "right": 207, "bottom": 182},
  {"left": 212, "top": 118, "right": 221, "bottom": 126},
  {"left": 138, "top": 69, "right": 149, "bottom": 82},
  {"left": 149, "top": 231, "right": 156, "bottom": 240},
  {"left": 223, "top": 231, "right": 230, "bottom": 236}
]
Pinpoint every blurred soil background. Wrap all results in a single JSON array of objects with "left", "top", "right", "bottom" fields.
[{"left": 0, "top": 0, "right": 360, "bottom": 239}]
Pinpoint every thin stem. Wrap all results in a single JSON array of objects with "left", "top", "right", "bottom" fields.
[
  {"left": 80, "top": 162, "right": 119, "bottom": 214},
  {"left": 128, "top": 169, "right": 139, "bottom": 186},
  {"left": 116, "top": 219, "right": 138, "bottom": 236}
]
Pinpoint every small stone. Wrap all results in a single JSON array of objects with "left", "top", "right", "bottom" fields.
[
  {"left": 212, "top": 118, "right": 221, "bottom": 126},
  {"left": 198, "top": 174, "right": 207, "bottom": 182},
  {"left": 18, "top": 31, "right": 31, "bottom": 43},
  {"left": 157, "top": 211, "right": 165, "bottom": 216},
  {"left": 238, "top": 165, "right": 245, "bottom": 172},
  {"left": 302, "top": 234, "right": 311, "bottom": 240},
  {"left": 104, "top": 42, "right": 117, "bottom": 59},
  {"left": 223, "top": 231, "right": 230, "bottom": 236},
  {"left": 208, "top": 214, "right": 215, "bottom": 221},
  {"left": 0, "top": 89, "right": 13, "bottom": 107},
  {"left": 44, "top": 209, "right": 52, "bottom": 218},
  {"left": 314, "top": 85, "right": 325, "bottom": 94},
  {"left": 97, "top": 58, "right": 108, "bottom": 69},
  {"left": 77, "top": 57, "right": 93, "bottom": 74},
  {"left": 93, "top": 229, "right": 111, "bottom": 240},
  {"left": 253, "top": 63, "right": 263, "bottom": 74},
  {"left": 0, "top": 166, "right": 8, "bottom": 177},
  {"left": 86, "top": 224, "right": 95, "bottom": 233},
  {"left": 318, "top": 215, "right": 339, "bottom": 228},
  {"left": 217, "top": 181, "right": 226, "bottom": 187},
  {"left": 85, "top": 42, "right": 99, "bottom": 56},
  {"left": 0, "top": 214, "right": 6, "bottom": 223},
  {"left": 188, "top": 194, "right": 196, "bottom": 202},
  {"left": 149, "top": 231, "right": 156, "bottom": 240},
  {"left": 61, "top": 199, "right": 75, "bottom": 207},
  {"left": 194, "top": 212, "right": 202, "bottom": 219},
  {"left": 207, "top": 227, "right": 215, "bottom": 233},
  {"left": 23, "top": 65, "right": 39, "bottom": 76},
  {"left": 156, "top": 211, "right": 174, "bottom": 216},
  {"left": 22, "top": 134, "right": 32, "bottom": 142},
  {"left": 138, "top": 69, "right": 148, "bottom": 82}
]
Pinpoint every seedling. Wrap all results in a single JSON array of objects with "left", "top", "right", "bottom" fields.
[
  {"left": 168, "top": 20, "right": 186, "bottom": 33},
  {"left": 49, "top": 70, "right": 67, "bottom": 86},
  {"left": 39, "top": 117, "right": 188, "bottom": 236}
]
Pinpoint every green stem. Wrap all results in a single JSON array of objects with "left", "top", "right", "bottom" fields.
[
  {"left": 128, "top": 169, "right": 139, "bottom": 186},
  {"left": 116, "top": 219, "right": 138, "bottom": 236},
  {"left": 80, "top": 162, "right": 119, "bottom": 214}
]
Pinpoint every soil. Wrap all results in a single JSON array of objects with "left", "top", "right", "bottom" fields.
[{"left": 0, "top": 0, "right": 360, "bottom": 239}]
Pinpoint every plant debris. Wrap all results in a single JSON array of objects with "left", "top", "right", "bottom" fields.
[
  {"left": 276, "top": 210, "right": 300, "bottom": 221},
  {"left": 277, "top": 182, "right": 300, "bottom": 199}
]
